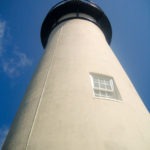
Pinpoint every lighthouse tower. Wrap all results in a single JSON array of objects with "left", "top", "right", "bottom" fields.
[{"left": 3, "top": 0, "right": 150, "bottom": 150}]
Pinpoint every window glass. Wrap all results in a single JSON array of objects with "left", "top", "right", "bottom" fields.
[{"left": 90, "top": 73, "right": 121, "bottom": 100}]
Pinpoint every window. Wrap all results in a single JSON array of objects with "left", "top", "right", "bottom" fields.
[{"left": 90, "top": 73, "right": 121, "bottom": 100}]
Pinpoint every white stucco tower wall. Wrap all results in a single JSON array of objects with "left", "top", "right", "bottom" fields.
[{"left": 3, "top": 0, "right": 150, "bottom": 150}]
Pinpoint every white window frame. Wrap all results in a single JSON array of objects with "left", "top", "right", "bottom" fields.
[{"left": 89, "top": 73, "right": 121, "bottom": 100}]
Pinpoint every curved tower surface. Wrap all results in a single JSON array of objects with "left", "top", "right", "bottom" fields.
[{"left": 3, "top": 0, "right": 150, "bottom": 150}]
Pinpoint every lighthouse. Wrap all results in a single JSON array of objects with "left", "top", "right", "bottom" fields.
[{"left": 2, "top": 0, "right": 150, "bottom": 150}]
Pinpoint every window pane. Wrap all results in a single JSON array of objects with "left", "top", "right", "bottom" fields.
[
  {"left": 110, "top": 79, "right": 114, "bottom": 90},
  {"left": 106, "top": 85, "right": 112, "bottom": 90},
  {"left": 100, "top": 84, "right": 105, "bottom": 89},
  {"left": 100, "top": 79, "right": 104, "bottom": 84},
  {"left": 90, "top": 73, "right": 121, "bottom": 100},
  {"left": 105, "top": 80, "right": 110, "bottom": 85},
  {"left": 100, "top": 91, "right": 106, "bottom": 97},
  {"left": 94, "top": 89, "right": 100, "bottom": 96},
  {"left": 94, "top": 82, "right": 99, "bottom": 88},
  {"left": 106, "top": 92, "right": 113, "bottom": 98},
  {"left": 94, "top": 77, "right": 99, "bottom": 82}
]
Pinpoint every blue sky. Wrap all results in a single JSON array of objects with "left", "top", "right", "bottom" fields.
[{"left": 0, "top": 0, "right": 150, "bottom": 148}]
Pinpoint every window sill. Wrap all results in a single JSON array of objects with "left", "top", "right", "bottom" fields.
[{"left": 93, "top": 96, "right": 122, "bottom": 103}]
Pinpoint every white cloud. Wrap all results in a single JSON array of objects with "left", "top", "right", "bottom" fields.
[
  {"left": 14, "top": 51, "right": 32, "bottom": 67},
  {"left": 0, "top": 21, "right": 5, "bottom": 38},
  {"left": 0, "top": 19, "right": 32, "bottom": 78},
  {"left": 0, "top": 20, "right": 6, "bottom": 55},
  {"left": 2, "top": 59, "right": 20, "bottom": 77},
  {"left": 0, "top": 126, "right": 9, "bottom": 149},
  {"left": 1, "top": 51, "right": 32, "bottom": 78}
]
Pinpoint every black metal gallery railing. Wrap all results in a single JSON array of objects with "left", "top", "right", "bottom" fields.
[{"left": 41, "top": 0, "right": 112, "bottom": 48}]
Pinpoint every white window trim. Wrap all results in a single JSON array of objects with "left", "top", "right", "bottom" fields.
[{"left": 89, "top": 73, "right": 122, "bottom": 101}]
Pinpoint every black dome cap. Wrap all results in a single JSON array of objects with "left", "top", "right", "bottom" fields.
[{"left": 41, "top": 0, "right": 112, "bottom": 48}]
